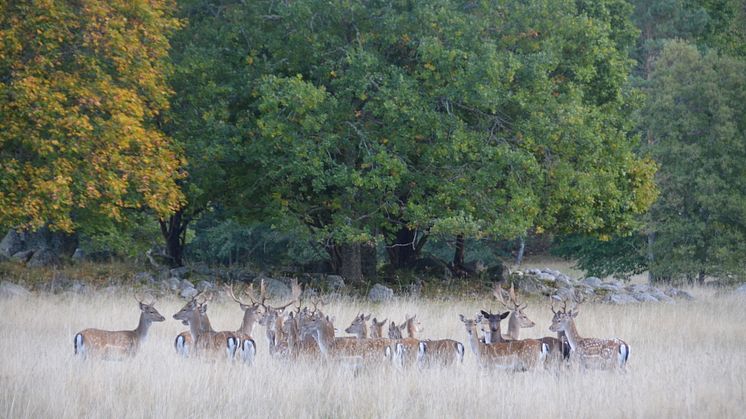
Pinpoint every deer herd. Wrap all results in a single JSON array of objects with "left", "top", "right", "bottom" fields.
[{"left": 73, "top": 281, "right": 630, "bottom": 371}]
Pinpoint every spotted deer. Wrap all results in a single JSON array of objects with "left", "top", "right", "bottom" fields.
[
  {"left": 300, "top": 315, "right": 392, "bottom": 363},
  {"left": 253, "top": 279, "right": 302, "bottom": 357},
  {"left": 369, "top": 317, "right": 387, "bottom": 338},
  {"left": 74, "top": 293, "right": 165, "bottom": 359},
  {"left": 226, "top": 283, "right": 264, "bottom": 364},
  {"left": 549, "top": 303, "right": 629, "bottom": 370},
  {"left": 460, "top": 314, "right": 548, "bottom": 371}
]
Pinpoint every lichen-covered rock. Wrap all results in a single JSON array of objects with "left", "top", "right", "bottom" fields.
[
  {"left": 27, "top": 248, "right": 61, "bottom": 268},
  {"left": 0, "top": 281, "right": 30, "bottom": 298},
  {"left": 582, "top": 277, "right": 602, "bottom": 288},
  {"left": 602, "top": 293, "right": 638, "bottom": 305}
]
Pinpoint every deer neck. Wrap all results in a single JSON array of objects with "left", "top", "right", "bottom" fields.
[
  {"left": 506, "top": 313, "right": 521, "bottom": 340},
  {"left": 133, "top": 312, "right": 152, "bottom": 342},
  {"left": 406, "top": 321, "right": 416, "bottom": 338},
  {"left": 466, "top": 326, "right": 483, "bottom": 357},
  {"left": 562, "top": 320, "right": 582, "bottom": 352},
  {"left": 239, "top": 311, "right": 258, "bottom": 336},
  {"left": 200, "top": 313, "right": 215, "bottom": 333},
  {"left": 488, "top": 321, "right": 506, "bottom": 343}
]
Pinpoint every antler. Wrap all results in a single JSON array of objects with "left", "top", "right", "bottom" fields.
[
  {"left": 509, "top": 284, "right": 527, "bottom": 310},
  {"left": 269, "top": 278, "right": 302, "bottom": 311},
  {"left": 492, "top": 283, "right": 512, "bottom": 310},
  {"left": 226, "top": 282, "right": 253, "bottom": 306}
]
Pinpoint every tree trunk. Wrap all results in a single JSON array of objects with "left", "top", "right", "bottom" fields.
[
  {"left": 159, "top": 208, "right": 190, "bottom": 268},
  {"left": 697, "top": 270, "right": 705, "bottom": 286},
  {"left": 360, "top": 242, "right": 377, "bottom": 279},
  {"left": 339, "top": 243, "right": 363, "bottom": 284},
  {"left": 386, "top": 227, "right": 427, "bottom": 269},
  {"left": 646, "top": 232, "right": 655, "bottom": 284},
  {"left": 453, "top": 234, "right": 465, "bottom": 268},
  {"left": 514, "top": 236, "right": 526, "bottom": 267}
]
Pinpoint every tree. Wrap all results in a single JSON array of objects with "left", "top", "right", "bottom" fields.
[
  {"left": 169, "top": 0, "right": 656, "bottom": 279},
  {"left": 0, "top": 1, "right": 184, "bottom": 235},
  {"left": 642, "top": 41, "right": 746, "bottom": 283}
]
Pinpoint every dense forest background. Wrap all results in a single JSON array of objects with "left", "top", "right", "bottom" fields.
[{"left": 1, "top": 0, "right": 744, "bottom": 285}]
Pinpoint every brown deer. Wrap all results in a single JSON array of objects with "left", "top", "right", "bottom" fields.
[
  {"left": 74, "top": 293, "right": 165, "bottom": 359},
  {"left": 369, "top": 317, "right": 387, "bottom": 338},
  {"left": 460, "top": 314, "right": 548, "bottom": 371},
  {"left": 549, "top": 302, "right": 629, "bottom": 370},
  {"left": 172, "top": 294, "right": 240, "bottom": 360},
  {"left": 300, "top": 315, "right": 392, "bottom": 363}
]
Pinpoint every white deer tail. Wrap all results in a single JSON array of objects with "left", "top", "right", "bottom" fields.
[
  {"left": 174, "top": 335, "right": 188, "bottom": 357},
  {"left": 241, "top": 339, "right": 256, "bottom": 365},
  {"left": 455, "top": 341, "right": 465, "bottom": 363},
  {"left": 619, "top": 342, "right": 630, "bottom": 367},
  {"left": 74, "top": 333, "right": 84, "bottom": 356}
]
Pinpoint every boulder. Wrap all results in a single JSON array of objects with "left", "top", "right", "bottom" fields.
[
  {"left": 598, "top": 282, "right": 622, "bottom": 293},
  {"left": 0, "top": 281, "right": 31, "bottom": 298},
  {"left": 735, "top": 283, "right": 746, "bottom": 295},
  {"left": 179, "top": 279, "right": 194, "bottom": 291},
  {"left": 71, "top": 248, "right": 85, "bottom": 263},
  {"left": 542, "top": 268, "right": 561, "bottom": 277},
  {"left": 326, "top": 275, "right": 345, "bottom": 291},
  {"left": 555, "top": 274, "right": 574, "bottom": 288},
  {"left": 257, "top": 277, "right": 292, "bottom": 299},
  {"left": 170, "top": 266, "right": 191, "bottom": 279},
  {"left": 536, "top": 272, "right": 556, "bottom": 282},
  {"left": 368, "top": 283, "right": 394, "bottom": 302},
  {"left": 582, "top": 277, "right": 602, "bottom": 288},
  {"left": 196, "top": 280, "right": 215, "bottom": 292},
  {"left": 11, "top": 250, "right": 34, "bottom": 263},
  {"left": 27, "top": 248, "right": 61, "bottom": 268},
  {"left": 0, "top": 230, "right": 25, "bottom": 257},
  {"left": 602, "top": 293, "right": 638, "bottom": 305},
  {"left": 180, "top": 287, "right": 198, "bottom": 299},
  {"left": 134, "top": 272, "right": 156, "bottom": 284},
  {"left": 166, "top": 277, "right": 181, "bottom": 291},
  {"left": 632, "top": 292, "right": 659, "bottom": 303}
]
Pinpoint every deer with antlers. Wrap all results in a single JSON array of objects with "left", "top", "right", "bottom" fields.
[
  {"left": 486, "top": 284, "right": 570, "bottom": 363},
  {"left": 549, "top": 295, "right": 629, "bottom": 370},
  {"left": 74, "top": 292, "right": 165, "bottom": 359},
  {"left": 460, "top": 313, "right": 548, "bottom": 371},
  {"left": 172, "top": 292, "right": 240, "bottom": 360},
  {"left": 225, "top": 282, "right": 266, "bottom": 364},
  {"left": 251, "top": 278, "right": 302, "bottom": 357}
]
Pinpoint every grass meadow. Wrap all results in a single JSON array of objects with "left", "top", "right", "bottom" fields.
[{"left": 1, "top": 285, "right": 745, "bottom": 419}]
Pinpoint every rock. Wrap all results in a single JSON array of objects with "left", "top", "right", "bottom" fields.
[
  {"left": 518, "top": 279, "right": 554, "bottom": 296},
  {"left": 170, "top": 266, "right": 191, "bottom": 279},
  {"left": 166, "top": 277, "right": 181, "bottom": 291},
  {"left": 71, "top": 248, "right": 85, "bottom": 263},
  {"left": 326, "top": 275, "right": 345, "bottom": 291},
  {"left": 555, "top": 274, "right": 573, "bottom": 288},
  {"left": 258, "top": 277, "right": 292, "bottom": 299},
  {"left": 582, "top": 277, "right": 602, "bottom": 288},
  {"left": 0, "top": 281, "right": 31, "bottom": 298},
  {"left": 626, "top": 283, "right": 652, "bottom": 294},
  {"left": 527, "top": 268, "right": 542, "bottom": 275},
  {"left": 734, "top": 284, "right": 746, "bottom": 295},
  {"left": 11, "top": 250, "right": 34, "bottom": 263},
  {"left": 134, "top": 272, "right": 156, "bottom": 284},
  {"left": 368, "top": 283, "right": 394, "bottom": 302},
  {"left": 196, "top": 280, "right": 215, "bottom": 292},
  {"left": 179, "top": 279, "right": 194, "bottom": 291},
  {"left": 537, "top": 272, "right": 556, "bottom": 282},
  {"left": 542, "top": 268, "right": 561, "bottom": 277},
  {"left": 648, "top": 287, "right": 675, "bottom": 303},
  {"left": 598, "top": 282, "right": 622, "bottom": 292},
  {"left": 602, "top": 293, "right": 638, "bottom": 305},
  {"left": 0, "top": 230, "right": 25, "bottom": 257},
  {"left": 632, "top": 292, "right": 659, "bottom": 303},
  {"left": 553, "top": 286, "right": 577, "bottom": 301},
  {"left": 180, "top": 287, "right": 198, "bottom": 299},
  {"left": 69, "top": 281, "right": 90, "bottom": 295},
  {"left": 664, "top": 287, "right": 695, "bottom": 300},
  {"left": 27, "top": 248, "right": 61, "bottom": 268}
]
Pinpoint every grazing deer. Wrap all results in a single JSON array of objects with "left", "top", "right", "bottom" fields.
[
  {"left": 74, "top": 293, "right": 165, "bottom": 359},
  {"left": 369, "top": 317, "right": 387, "bottom": 338},
  {"left": 460, "top": 314, "right": 548, "bottom": 371},
  {"left": 549, "top": 304, "right": 629, "bottom": 370},
  {"left": 172, "top": 295, "right": 239, "bottom": 360}
]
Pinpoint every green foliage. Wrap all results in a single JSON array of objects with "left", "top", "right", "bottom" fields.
[
  {"left": 642, "top": 40, "right": 746, "bottom": 282},
  {"left": 552, "top": 233, "right": 648, "bottom": 280},
  {"left": 0, "top": 0, "right": 184, "bottom": 232},
  {"left": 170, "top": 0, "right": 656, "bottom": 265}
]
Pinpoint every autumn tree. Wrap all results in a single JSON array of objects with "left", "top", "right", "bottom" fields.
[{"left": 0, "top": 1, "right": 183, "bottom": 242}]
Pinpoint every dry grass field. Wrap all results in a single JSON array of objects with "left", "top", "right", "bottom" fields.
[{"left": 1, "top": 285, "right": 745, "bottom": 419}]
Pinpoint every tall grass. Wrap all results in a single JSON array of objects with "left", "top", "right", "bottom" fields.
[{"left": 1, "top": 288, "right": 744, "bottom": 418}]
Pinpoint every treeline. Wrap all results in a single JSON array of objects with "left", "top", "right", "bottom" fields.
[{"left": 1, "top": 0, "right": 743, "bottom": 284}]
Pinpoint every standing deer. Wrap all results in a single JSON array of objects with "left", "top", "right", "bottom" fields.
[
  {"left": 369, "top": 317, "right": 387, "bottom": 338},
  {"left": 226, "top": 283, "right": 263, "bottom": 364},
  {"left": 172, "top": 294, "right": 239, "bottom": 360},
  {"left": 549, "top": 303, "right": 629, "bottom": 370},
  {"left": 74, "top": 293, "right": 165, "bottom": 359},
  {"left": 253, "top": 279, "right": 302, "bottom": 357},
  {"left": 460, "top": 314, "right": 548, "bottom": 371},
  {"left": 300, "top": 315, "right": 392, "bottom": 363}
]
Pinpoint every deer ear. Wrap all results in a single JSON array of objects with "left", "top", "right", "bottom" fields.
[
  {"left": 500, "top": 311, "right": 510, "bottom": 320},
  {"left": 459, "top": 314, "right": 466, "bottom": 322},
  {"left": 480, "top": 310, "right": 490, "bottom": 318},
  {"left": 364, "top": 314, "right": 371, "bottom": 321},
  {"left": 571, "top": 310, "right": 579, "bottom": 318}
]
